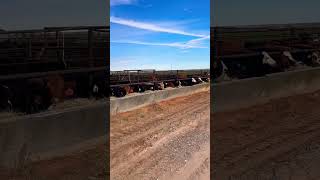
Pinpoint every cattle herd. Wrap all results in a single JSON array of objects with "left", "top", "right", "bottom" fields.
[
  {"left": 110, "top": 76, "right": 210, "bottom": 98},
  {"left": 0, "top": 26, "right": 108, "bottom": 115},
  {"left": 213, "top": 50, "right": 320, "bottom": 82},
  {"left": 212, "top": 24, "right": 320, "bottom": 82},
  {"left": 0, "top": 71, "right": 108, "bottom": 114}
]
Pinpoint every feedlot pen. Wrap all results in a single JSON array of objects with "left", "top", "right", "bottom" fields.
[
  {"left": 110, "top": 69, "right": 210, "bottom": 98},
  {"left": 0, "top": 26, "right": 108, "bottom": 115}
]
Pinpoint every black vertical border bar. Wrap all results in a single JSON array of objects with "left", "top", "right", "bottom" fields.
[
  {"left": 106, "top": 0, "right": 111, "bottom": 179},
  {"left": 210, "top": 0, "right": 215, "bottom": 178}
]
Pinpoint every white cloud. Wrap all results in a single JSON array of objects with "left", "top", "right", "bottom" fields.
[
  {"left": 110, "top": 58, "right": 171, "bottom": 71},
  {"left": 156, "top": 19, "right": 200, "bottom": 27},
  {"left": 185, "top": 35, "right": 210, "bottom": 46},
  {"left": 111, "top": 40, "right": 207, "bottom": 49},
  {"left": 110, "top": 16, "right": 206, "bottom": 37},
  {"left": 110, "top": 0, "right": 136, "bottom": 6},
  {"left": 110, "top": 57, "right": 138, "bottom": 71},
  {"left": 111, "top": 35, "right": 210, "bottom": 49}
]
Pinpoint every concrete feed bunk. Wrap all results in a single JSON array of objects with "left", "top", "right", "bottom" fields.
[
  {"left": 213, "top": 67, "right": 320, "bottom": 112},
  {"left": 0, "top": 102, "right": 108, "bottom": 168}
]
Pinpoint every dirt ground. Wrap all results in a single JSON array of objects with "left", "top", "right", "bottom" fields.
[
  {"left": 213, "top": 90, "right": 320, "bottom": 180},
  {"left": 110, "top": 90, "right": 210, "bottom": 180},
  {"left": 4, "top": 88, "right": 320, "bottom": 180},
  {"left": 0, "top": 91, "right": 210, "bottom": 180},
  {"left": 0, "top": 144, "right": 108, "bottom": 180}
]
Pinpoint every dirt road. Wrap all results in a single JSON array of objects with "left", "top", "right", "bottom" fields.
[
  {"left": 213, "top": 90, "right": 320, "bottom": 180},
  {"left": 110, "top": 91, "right": 210, "bottom": 180}
]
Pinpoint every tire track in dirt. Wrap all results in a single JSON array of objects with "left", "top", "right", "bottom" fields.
[
  {"left": 111, "top": 98, "right": 208, "bottom": 150},
  {"left": 111, "top": 91, "right": 210, "bottom": 180},
  {"left": 164, "top": 142, "right": 210, "bottom": 180},
  {"left": 111, "top": 98, "right": 209, "bottom": 170},
  {"left": 111, "top": 92, "right": 209, "bottom": 146}
]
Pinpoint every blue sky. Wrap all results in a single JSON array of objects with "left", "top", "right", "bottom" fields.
[{"left": 110, "top": 0, "right": 210, "bottom": 71}]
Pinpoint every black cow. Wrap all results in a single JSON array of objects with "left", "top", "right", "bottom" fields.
[
  {"left": 180, "top": 78, "right": 196, "bottom": 86},
  {"left": 174, "top": 80, "right": 182, "bottom": 87},
  {"left": 131, "top": 84, "right": 146, "bottom": 93},
  {"left": 212, "top": 59, "right": 224, "bottom": 80},
  {"left": 223, "top": 53, "right": 267, "bottom": 79},
  {"left": 261, "top": 51, "right": 283, "bottom": 74},
  {"left": 154, "top": 82, "right": 165, "bottom": 90},
  {"left": 91, "top": 79, "right": 106, "bottom": 99},
  {"left": 111, "top": 86, "right": 127, "bottom": 97},
  {"left": 309, "top": 51, "right": 320, "bottom": 66},
  {"left": 142, "top": 82, "right": 154, "bottom": 91},
  {"left": 0, "top": 85, "right": 12, "bottom": 112},
  {"left": 201, "top": 77, "right": 210, "bottom": 82},
  {"left": 292, "top": 51, "right": 320, "bottom": 67},
  {"left": 8, "top": 78, "right": 52, "bottom": 114},
  {"left": 195, "top": 77, "right": 204, "bottom": 84}
]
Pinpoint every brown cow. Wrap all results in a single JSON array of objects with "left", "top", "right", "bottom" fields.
[
  {"left": 123, "top": 85, "right": 134, "bottom": 94},
  {"left": 46, "top": 75, "right": 64, "bottom": 103},
  {"left": 164, "top": 81, "right": 175, "bottom": 88},
  {"left": 64, "top": 80, "right": 77, "bottom": 99},
  {"left": 278, "top": 52, "right": 292, "bottom": 70}
]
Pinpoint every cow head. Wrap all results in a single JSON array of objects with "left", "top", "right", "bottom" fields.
[
  {"left": 311, "top": 51, "right": 320, "bottom": 65},
  {"left": 283, "top": 51, "right": 300, "bottom": 66},
  {"left": 262, "top": 51, "right": 277, "bottom": 67}
]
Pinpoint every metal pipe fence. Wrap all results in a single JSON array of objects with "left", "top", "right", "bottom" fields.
[{"left": 0, "top": 26, "right": 109, "bottom": 76}]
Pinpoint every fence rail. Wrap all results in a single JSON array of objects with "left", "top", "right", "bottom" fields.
[
  {"left": 110, "top": 69, "right": 210, "bottom": 85},
  {"left": 0, "top": 26, "right": 109, "bottom": 76}
]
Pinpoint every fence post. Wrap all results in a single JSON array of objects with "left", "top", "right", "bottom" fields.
[
  {"left": 88, "top": 28, "right": 94, "bottom": 67},
  {"left": 56, "top": 30, "right": 60, "bottom": 64}
]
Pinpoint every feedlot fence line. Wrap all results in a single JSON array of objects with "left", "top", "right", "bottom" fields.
[
  {"left": 110, "top": 77, "right": 209, "bottom": 87},
  {"left": 110, "top": 83, "right": 209, "bottom": 115}
]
